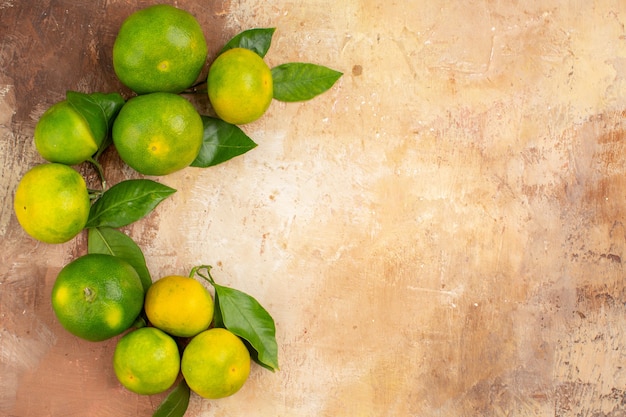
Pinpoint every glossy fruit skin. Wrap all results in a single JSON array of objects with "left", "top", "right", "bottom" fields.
[
  {"left": 144, "top": 275, "right": 214, "bottom": 338},
  {"left": 181, "top": 328, "right": 251, "bottom": 399},
  {"left": 112, "top": 92, "right": 204, "bottom": 176},
  {"left": 113, "top": 327, "right": 180, "bottom": 395},
  {"left": 34, "top": 101, "right": 99, "bottom": 165},
  {"left": 207, "top": 47, "right": 273, "bottom": 125},
  {"left": 14, "top": 163, "right": 90, "bottom": 244},
  {"left": 112, "top": 4, "right": 208, "bottom": 94},
  {"left": 51, "top": 254, "right": 145, "bottom": 342}
]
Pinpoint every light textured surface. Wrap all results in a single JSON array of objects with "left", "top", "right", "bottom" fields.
[{"left": 2, "top": 1, "right": 626, "bottom": 416}]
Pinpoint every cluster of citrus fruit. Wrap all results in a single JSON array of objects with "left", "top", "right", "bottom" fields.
[
  {"left": 12, "top": 3, "right": 340, "bottom": 416},
  {"left": 52, "top": 256, "right": 252, "bottom": 400}
]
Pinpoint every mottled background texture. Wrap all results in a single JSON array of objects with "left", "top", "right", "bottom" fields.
[{"left": 2, "top": 1, "right": 626, "bottom": 416}]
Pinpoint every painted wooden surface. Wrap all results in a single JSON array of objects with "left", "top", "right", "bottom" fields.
[{"left": 2, "top": 1, "right": 626, "bottom": 416}]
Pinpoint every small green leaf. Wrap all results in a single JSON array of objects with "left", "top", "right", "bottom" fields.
[
  {"left": 190, "top": 116, "right": 257, "bottom": 168},
  {"left": 86, "top": 179, "right": 176, "bottom": 229},
  {"left": 87, "top": 227, "right": 152, "bottom": 292},
  {"left": 212, "top": 288, "right": 225, "bottom": 329},
  {"left": 271, "top": 63, "right": 342, "bottom": 102},
  {"left": 220, "top": 28, "right": 276, "bottom": 57},
  {"left": 212, "top": 282, "right": 279, "bottom": 372},
  {"left": 153, "top": 379, "right": 190, "bottom": 417},
  {"left": 66, "top": 91, "right": 125, "bottom": 151}
]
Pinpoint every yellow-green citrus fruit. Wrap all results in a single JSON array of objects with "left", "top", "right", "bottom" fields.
[
  {"left": 112, "top": 92, "right": 203, "bottom": 176},
  {"left": 14, "top": 163, "right": 90, "bottom": 244},
  {"left": 144, "top": 275, "right": 214, "bottom": 338},
  {"left": 207, "top": 47, "right": 273, "bottom": 125},
  {"left": 181, "top": 328, "right": 251, "bottom": 399},
  {"left": 113, "top": 4, "right": 208, "bottom": 94},
  {"left": 34, "top": 101, "right": 99, "bottom": 165},
  {"left": 51, "top": 254, "right": 144, "bottom": 342},
  {"left": 113, "top": 327, "right": 180, "bottom": 395}
]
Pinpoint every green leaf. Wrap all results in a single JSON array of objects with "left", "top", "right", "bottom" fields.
[
  {"left": 271, "top": 63, "right": 342, "bottom": 102},
  {"left": 190, "top": 116, "right": 257, "bottom": 168},
  {"left": 212, "top": 288, "right": 225, "bottom": 328},
  {"left": 66, "top": 91, "right": 125, "bottom": 151},
  {"left": 153, "top": 379, "right": 190, "bottom": 417},
  {"left": 87, "top": 227, "right": 152, "bottom": 292},
  {"left": 220, "top": 28, "right": 276, "bottom": 57},
  {"left": 211, "top": 282, "right": 279, "bottom": 372},
  {"left": 85, "top": 179, "right": 176, "bottom": 229}
]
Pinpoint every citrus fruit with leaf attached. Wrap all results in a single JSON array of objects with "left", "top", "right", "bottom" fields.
[
  {"left": 181, "top": 328, "right": 251, "bottom": 399},
  {"left": 113, "top": 4, "right": 208, "bottom": 94},
  {"left": 112, "top": 92, "right": 203, "bottom": 176},
  {"left": 14, "top": 163, "right": 90, "bottom": 244},
  {"left": 207, "top": 47, "right": 273, "bottom": 124},
  {"left": 34, "top": 101, "right": 101, "bottom": 165},
  {"left": 113, "top": 327, "right": 180, "bottom": 395},
  {"left": 144, "top": 275, "right": 214, "bottom": 338},
  {"left": 51, "top": 254, "right": 144, "bottom": 342}
]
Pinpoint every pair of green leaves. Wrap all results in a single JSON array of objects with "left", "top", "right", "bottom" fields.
[
  {"left": 220, "top": 27, "right": 343, "bottom": 102},
  {"left": 86, "top": 179, "right": 175, "bottom": 291},
  {"left": 191, "top": 28, "right": 343, "bottom": 170}
]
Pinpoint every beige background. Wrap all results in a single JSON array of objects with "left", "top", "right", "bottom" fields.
[{"left": 2, "top": 0, "right": 626, "bottom": 416}]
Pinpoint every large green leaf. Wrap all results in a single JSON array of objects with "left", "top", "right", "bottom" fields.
[
  {"left": 193, "top": 266, "right": 279, "bottom": 372},
  {"left": 191, "top": 116, "right": 257, "bottom": 168},
  {"left": 87, "top": 227, "right": 152, "bottom": 292},
  {"left": 220, "top": 28, "right": 276, "bottom": 57},
  {"left": 86, "top": 179, "right": 175, "bottom": 228},
  {"left": 212, "top": 282, "right": 279, "bottom": 372},
  {"left": 271, "top": 63, "right": 342, "bottom": 102}
]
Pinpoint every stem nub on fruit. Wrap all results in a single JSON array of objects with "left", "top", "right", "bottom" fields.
[{"left": 83, "top": 287, "right": 96, "bottom": 302}]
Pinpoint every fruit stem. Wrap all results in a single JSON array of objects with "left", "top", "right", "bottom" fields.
[
  {"left": 190, "top": 265, "right": 215, "bottom": 285},
  {"left": 83, "top": 287, "right": 96, "bottom": 302},
  {"left": 88, "top": 188, "right": 103, "bottom": 201},
  {"left": 94, "top": 137, "right": 112, "bottom": 160},
  {"left": 180, "top": 80, "right": 208, "bottom": 95},
  {"left": 87, "top": 157, "right": 107, "bottom": 192}
]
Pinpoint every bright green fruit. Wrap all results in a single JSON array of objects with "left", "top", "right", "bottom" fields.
[
  {"left": 113, "top": 327, "right": 181, "bottom": 395},
  {"left": 51, "top": 254, "right": 144, "bottom": 342},
  {"left": 112, "top": 92, "right": 203, "bottom": 176},
  {"left": 113, "top": 4, "right": 208, "bottom": 94}
]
